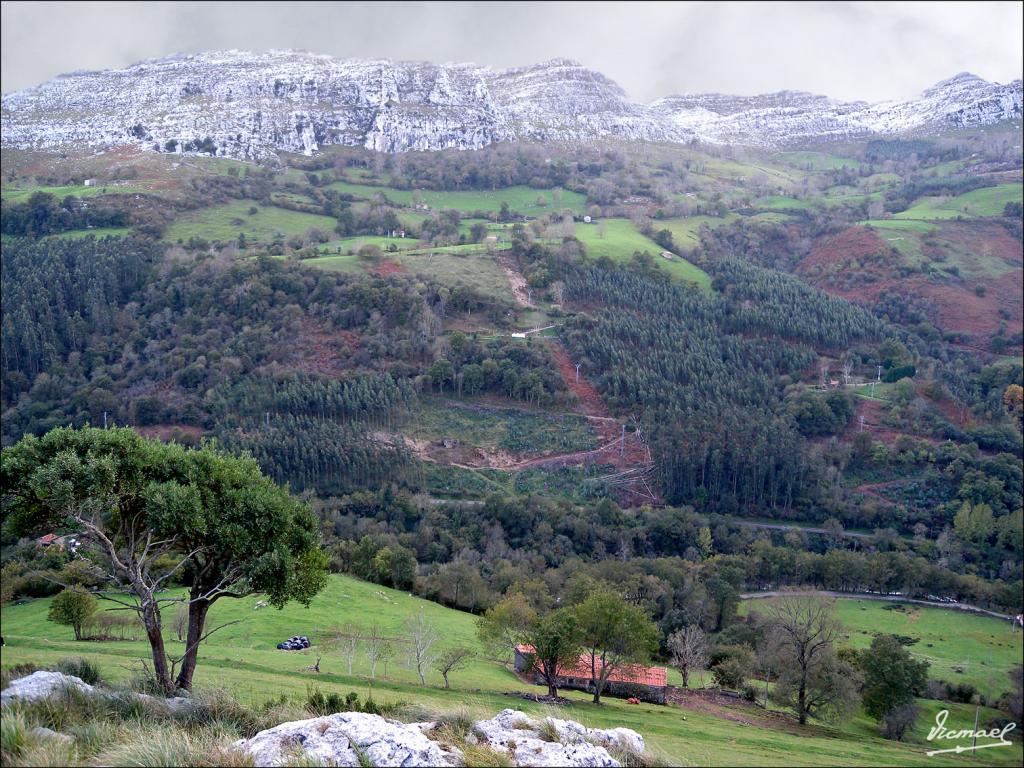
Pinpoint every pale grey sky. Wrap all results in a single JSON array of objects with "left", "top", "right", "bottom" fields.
[{"left": 2, "top": 1, "right": 1022, "bottom": 101}]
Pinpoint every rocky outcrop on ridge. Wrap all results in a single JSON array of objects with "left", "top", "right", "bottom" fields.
[{"left": 2, "top": 50, "right": 1020, "bottom": 160}]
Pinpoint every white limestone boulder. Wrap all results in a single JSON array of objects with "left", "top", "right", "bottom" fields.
[
  {"left": 0, "top": 671, "right": 94, "bottom": 705},
  {"left": 234, "top": 706, "right": 649, "bottom": 767},
  {"left": 471, "top": 709, "right": 636, "bottom": 767},
  {"left": 233, "top": 711, "right": 461, "bottom": 767}
]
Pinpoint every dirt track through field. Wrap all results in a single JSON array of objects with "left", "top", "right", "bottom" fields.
[{"left": 498, "top": 253, "right": 534, "bottom": 307}]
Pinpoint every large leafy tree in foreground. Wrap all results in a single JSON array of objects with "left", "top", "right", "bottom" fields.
[
  {"left": 1, "top": 427, "right": 328, "bottom": 693},
  {"left": 575, "top": 587, "right": 660, "bottom": 703}
]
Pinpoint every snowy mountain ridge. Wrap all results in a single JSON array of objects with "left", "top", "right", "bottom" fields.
[{"left": 2, "top": 50, "right": 1020, "bottom": 160}]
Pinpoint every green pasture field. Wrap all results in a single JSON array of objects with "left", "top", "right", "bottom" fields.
[
  {"left": 893, "top": 184, "right": 1023, "bottom": 220},
  {"left": 573, "top": 218, "right": 711, "bottom": 288},
  {"left": 163, "top": 200, "right": 338, "bottom": 244},
  {"left": 326, "top": 182, "right": 587, "bottom": 216},
  {"left": 851, "top": 381, "right": 898, "bottom": 401},
  {"left": 774, "top": 151, "right": 865, "bottom": 171},
  {"left": 656, "top": 214, "right": 737, "bottom": 248},
  {"left": 300, "top": 253, "right": 363, "bottom": 273},
  {"left": 754, "top": 195, "right": 816, "bottom": 211},
  {"left": 2, "top": 575, "right": 1019, "bottom": 766},
  {"left": 407, "top": 398, "right": 597, "bottom": 455},
  {"left": 927, "top": 160, "right": 967, "bottom": 176},
  {"left": 741, "top": 596, "right": 1023, "bottom": 700},
  {"left": 0, "top": 183, "right": 158, "bottom": 203},
  {"left": 861, "top": 219, "right": 938, "bottom": 232},
  {"left": 861, "top": 172, "right": 902, "bottom": 187},
  {"left": 391, "top": 248, "right": 515, "bottom": 299},
  {"left": 692, "top": 156, "right": 806, "bottom": 188},
  {"left": 992, "top": 355, "right": 1024, "bottom": 368},
  {"left": 823, "top": 184, "right": 861, "bottom": 198},
  {"left": 748, "top": 212, "right": 794, "bottom": 224},
  {"left": 457, "top": 218, "right": 515, "bottom": 239},
  {"left": 46, "top": 227, "right": 134, "bottom": 240},
  {"left": 317, "top": 235, "right": 420, "bottom": 254}
]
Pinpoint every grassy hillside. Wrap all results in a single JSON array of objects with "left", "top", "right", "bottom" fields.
[
  {"left": 2, "top": 575, "right": 1020, "bottom": 766},
  {"left": 327, "top": 181, "right": 587, "bottom": 216},
  {"left": 656, "top": 214, "right": 737, "bottom": 249},
  {"left": 742, "top": 597, "right": 1023, "bottom": 699},
  {"left": 390, "top": 247, "right": 515, "bottom": 299},
  {"left": 164, "top": 200, "right": 338, "bottom": 244},
  {"left": 572, "top": 218, "right": 712, "bottom": 287},
  {"left": 0, "top": 183, "right": 155, "bottom": 202},
  {"left": 893, "top": 183, "right": 1023, "bottom": 220},
  {"left": 774, "top": 151, "right": 864, "bottom": 171}
]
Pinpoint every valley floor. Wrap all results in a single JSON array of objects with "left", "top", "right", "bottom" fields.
[{"left": 2, "top": 575, "right": 1021, "bottom": 767}]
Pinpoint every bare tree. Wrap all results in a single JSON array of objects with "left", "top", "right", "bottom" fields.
[
  {"left": 549, "top": 280, "right": 565, "bottom": 305},
  {"left": 434, "top": 646, "right": 476, "bottom": 689},
  {"left": 819, "top": 360, "right": 830, "bottom": 389},
  {"left": 379, "top": 640, "right": 397, "bottom": 679},
  {"left": 404, "top": 609, "right": 439, "bottom": 685},
  {"left": 364, "top": 624, "right": 386, "bottom": 679},
  {"left": 325, "top": 626, "right": 363, "bottom": 676},
  {"left": 173, "top": 603, "right": 189, "bottom": 643},
  {"left": 841, "top": 355, "right": 855, "bottom": 387},
  {"left": 667, "top": 625, "right": 708, "bottom": 688},
  {"left": 766, "top": 598, "right": 856, "bottom": 725},
  {"left": 560, "top": 213, "right": 576, "bottom": 239}
]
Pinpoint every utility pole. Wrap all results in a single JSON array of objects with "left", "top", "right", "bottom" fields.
[
  {"left": 102, "top": 411, "right": 107, "bottom": 429},
  {"left": 876, "top": 364, "right": 883, "bottom": 383},
  {"left": 972, "top": 705, "right": 980, "bottom": 753},
  {"left": 859, "top": 415, "right": 865, "bottom": 432},
  {"left": 574, "top": 362, "right": 581, "bottom": 382},
  {"left": 620, "top": 423, "right": 626, "bottom": 456},
  {"left": 265, "top": 412, "right": 270, "bottom": 427}
]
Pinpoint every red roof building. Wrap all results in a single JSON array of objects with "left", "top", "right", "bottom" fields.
[{"left": 514, "top": 644, "right": 668, "bottom": 701}]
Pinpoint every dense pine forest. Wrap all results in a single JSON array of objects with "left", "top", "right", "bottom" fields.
[{"left": 2, "top": 136, "right": 1021, "bottom": 628}]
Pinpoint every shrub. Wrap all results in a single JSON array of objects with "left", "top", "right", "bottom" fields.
[
  {"left": 708, "top": 644, "right": 754, "bottom": 690},
  {"left": 305, "top": 687, "right": 350, "bottom": 716},
  {"left": 303, "top": 687, "right": 404, "bottom": 718},
  {"left": 460, "top": 744, "right": 515, "bottom": 767},
  {"left": 607, "top": 742, "right": 670, "bottom": 768},
  {"left": 94, "top": 724, "right": 251, "bottom": 767},
  {"left": 880, "top": 702, "right": 920, "bottom": 741},
  {"left": 0, "top": 710, "right": 30, "bottom": 764},
  {"left": 1, "top": 712, "right": 80, "bottom": 768},
  {"left": 55, "top": 657, "right": 103, "bottom": 686},
  {"left": 537, "top": 718, "right": 561, "bottom": 743},
  {"left": 711, "top": 657, "right": 749, "bottom": 690},
  {"left": 423, "top": 709, "right": 477, "bottom": 749}
]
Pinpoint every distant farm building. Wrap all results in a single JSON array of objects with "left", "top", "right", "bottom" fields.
[
  {"left": 513, "top": 644, "right": 668, "bottom": 704},
  {"left": 83, "top": 179, "right": 97, "bottom": 186},
  {"left": 661, "top": 250, "right": 675, "bottom": 260},
  {"left": 37, "top": 533, "right": 80, "bottom": 553}
]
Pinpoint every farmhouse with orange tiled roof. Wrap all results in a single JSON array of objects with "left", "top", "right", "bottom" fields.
[{"left": 513, "top": 644, "right": 668, "bottom": 704}]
